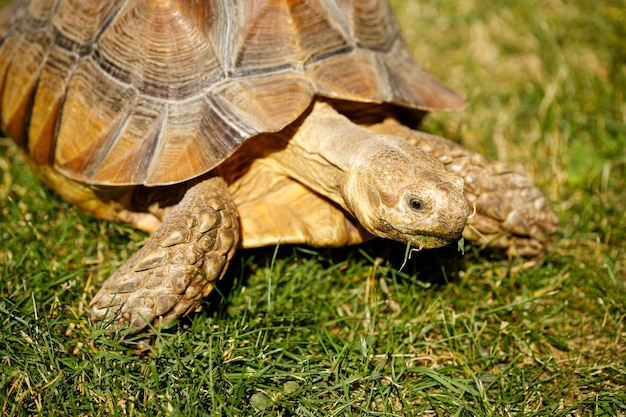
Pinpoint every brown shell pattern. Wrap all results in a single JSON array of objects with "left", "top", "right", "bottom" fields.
[{"left": 0, "top": 0, "right": 464, "bottom": 186}]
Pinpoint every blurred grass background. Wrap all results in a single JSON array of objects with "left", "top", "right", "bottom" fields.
[{"left": 1, "top": 0, "right": 625, "bottom": 415}]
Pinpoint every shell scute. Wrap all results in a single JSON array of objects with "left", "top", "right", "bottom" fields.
[
  {"left": 54, "top": 58, "right": 137, "bottom": 177},
  {"left": 285, "top": 0, "right": 351, "bottom": 65},
  {"left": 0, "top": 30, "right": 51, "bottom": 146},
  {"left": 338, "top": 0, "right": 398, "bottom": 51},
  {"left": 97, "top": 0, "right": 223, "bottom": 99},
  {"left": 213, "top": 72, "right": 316, "bottom": 133},
  {"left": 25, "top": 0, "right": 55, "bottom": 26},
  {"left": 51, "top": 0, "right": 120, "bottom": 52},
  {"left": 307, "top": 48, "right": 388, "bottom": 102},
  {"left": 28, "top": 46, "right": 77, "bottom": 165},
  {"left": 87, "top": 97, "right": 165, "bottom": 185},
  {"left": 231, "top": 0, "right": 301, "bottom": 72}
]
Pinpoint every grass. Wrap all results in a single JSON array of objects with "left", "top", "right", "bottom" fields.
[{"left": 1, "top": 0, "right": 625, "bottom": 415}]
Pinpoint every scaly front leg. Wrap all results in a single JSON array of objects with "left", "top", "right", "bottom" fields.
[{"left": 90, "top": 177, "right": 238, "bottom": 332}]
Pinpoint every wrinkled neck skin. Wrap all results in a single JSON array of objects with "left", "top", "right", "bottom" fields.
[{"left": 266, "top": 101, "right": 470, "bottom": 249}]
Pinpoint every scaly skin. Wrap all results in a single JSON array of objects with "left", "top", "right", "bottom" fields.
[
  {"left": 370, "top": 120, "right": 558, "bottom": 257},
  {"left": 89, "top": 177, "right": 238, "bottom": 330}
]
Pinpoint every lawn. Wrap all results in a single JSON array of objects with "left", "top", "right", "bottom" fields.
[{"left": 1, "top": 0, "right": 625, "bottom": 415}]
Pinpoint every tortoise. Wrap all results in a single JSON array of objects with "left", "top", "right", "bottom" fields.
[{"left": 0, "top": 0, "right": 557, "bottom": 332}]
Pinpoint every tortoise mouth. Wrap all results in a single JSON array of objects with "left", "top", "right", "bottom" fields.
[
  {"left": 380, "top": 219, "right": 462, "bottom": 249},
  {"left": 408, "top": 234, "right": 458, "bottom": 250}
]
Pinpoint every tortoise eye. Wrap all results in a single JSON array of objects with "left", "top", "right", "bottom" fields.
[{"left": 408, "top": 197, "right": 425, "bottom": 212}]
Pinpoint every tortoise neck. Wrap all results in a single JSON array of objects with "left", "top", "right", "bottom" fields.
[{"left": 265, "top": 101, "right": 379, "bottom": 211}]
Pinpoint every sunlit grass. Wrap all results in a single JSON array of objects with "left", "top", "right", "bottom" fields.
[{"left": 2, "top": 0, "right": 625, "bottom": 415}]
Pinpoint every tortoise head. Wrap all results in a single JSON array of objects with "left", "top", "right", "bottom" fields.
[{"left": 344, "top": 136, "right": 470, "bottom": 249}]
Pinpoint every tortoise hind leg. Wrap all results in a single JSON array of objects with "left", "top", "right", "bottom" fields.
[{"left": 89, "top": 177, "right": 238, "bottom": 332}]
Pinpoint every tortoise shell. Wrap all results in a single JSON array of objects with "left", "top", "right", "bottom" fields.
[{"left": 0, "top": 0, "right": 463, "bottom": 186}]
